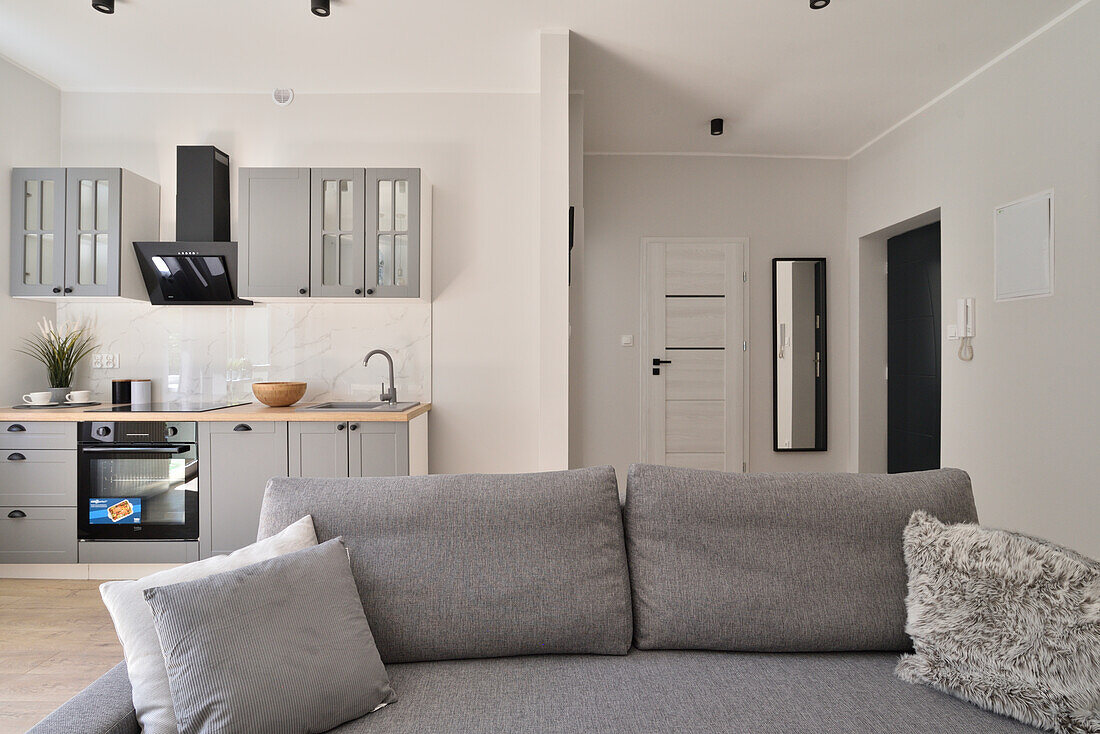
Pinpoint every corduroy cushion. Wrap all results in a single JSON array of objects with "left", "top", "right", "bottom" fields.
[
  {"left": 144, "top": 539, "right": 395, "bottom": 734},
  {"left": 257, "top": 467, "right": 633, "bottom": 663},
  {"left": 623, "top": 465, "right": 979, "bottom": 652}
]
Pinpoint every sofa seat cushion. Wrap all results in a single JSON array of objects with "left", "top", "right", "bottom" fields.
[{"left": 327, "top": 650, "right": 1038, "bottom": 733}]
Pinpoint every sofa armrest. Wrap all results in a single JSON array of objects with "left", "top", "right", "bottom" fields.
[{"left": 27, "top": 661, "right": 138, "bottom": 734}]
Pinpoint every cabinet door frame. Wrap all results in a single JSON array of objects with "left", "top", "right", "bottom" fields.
[
  {"left": 349, "top": 422, "right": 409, "bottom": 477},
  {"left": 366, "top": 168, "right": 420, "bottom": 298},
  {"left": 288, "top": 421, "right": 351, "bottom": 477},
  {"left": 65, "top": 167, "right": 121, "bottom": 297},
  {"left": 11, "top": 168, "right": 67, "bottom": 297},
  {"left": 310, "top": 168, "right": 366, "bottom": 297},
  {"left": 239, "top": 167, "right": 312, "bottom": 298}
]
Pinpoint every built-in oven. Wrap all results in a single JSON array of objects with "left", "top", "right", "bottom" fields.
[{"left": 77, "top": 422, "right": 199, "bottom": 541}]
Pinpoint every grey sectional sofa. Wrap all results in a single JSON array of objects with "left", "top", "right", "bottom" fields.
[{"left": 30, "top": 465, "right": 1039, "bottom": 733}]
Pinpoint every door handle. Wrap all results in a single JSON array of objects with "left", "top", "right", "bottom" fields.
[
  {"left": 7, "top": 424, "right": 26, "bottom": 432},
  {"left": 233, "top": 424, "right": 252, "bottom": 432},
  {"left": 652, "top": 358, "right": 672, "bottom": 376},
  {"left": 7, "top": 453, "right": 26, "bottom": 461},
  {"left": 82, "top": 446, "right": 189, "bottom": 453},
  {"left": 7, "top": 510, "right": 27, "bottom": 519}
]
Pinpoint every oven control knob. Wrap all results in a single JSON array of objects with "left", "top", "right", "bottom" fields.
[
  {"left": 95, "top": 426, "right": 111, "bottom": 437},
  {"left": 166, "top": 426, "right": 178, "bottom": 437}
]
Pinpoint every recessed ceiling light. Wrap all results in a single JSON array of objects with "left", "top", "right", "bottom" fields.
[
  {"left": 92, "top": 0, "right": 115, "bottom": 13},
  {"left": 710, "top": 118, "right": 724, "bottom": 136},
  {"left": 810, "top": 0, "right": 830, "bottom": 9},
  {"left": 311, "top": 0, "right": 330, "bottom": 16}
]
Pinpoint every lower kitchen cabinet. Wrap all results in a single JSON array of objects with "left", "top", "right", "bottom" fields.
[
  {"left": 289, "top": 421, "right": 409, "bottom": 478},
  {"left": 0, "top": 507, "right": 77, "bottom": 564},
  {"left": 199, "top": 422, "right": 288, "bottom": 558}
]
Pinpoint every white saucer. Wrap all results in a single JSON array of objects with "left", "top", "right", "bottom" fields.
[{"left": 14, "top": 402, "right": 60, "bottom": 408}]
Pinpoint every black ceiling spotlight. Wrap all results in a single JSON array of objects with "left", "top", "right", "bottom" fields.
[
  {"left": 311, "top": 0, "right": 331, "bottom": 16},
  {"left": 810, "top": 0, "right": 830, "bottom": 8},
  {"left": 92, "top": 0, "right": 114, "bottom": 13},
  {"left": 710, "top": 118, "right": 724, "bottom": 136}
]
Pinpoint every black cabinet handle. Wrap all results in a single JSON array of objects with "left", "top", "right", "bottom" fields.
[
  {"left": 365, "top": 288, "right": 375, "bottom": 295},
  {"left": 298, "top": 288, "right": 308, "bottom": 295},
  {"left": 233, "top": 424, "right": 252, "bottom": 432},
  {"left": 52, "top": 287, "right": 62, "bottom": 294},
  {"left": 7, "top": 453, "right": 26, "bottom": 461},
  {"left": 64, "top": 286, "right": 73, "bottom": 293},
  {"left": 7, "top": 424, "right": 26, "bottom": 432},
  {"left": 337, "top": 423, "right": 346, "bottom": 431},
  {"left": 355, "top": 288, "right": 362, "bottom": 295},
  {"left": 349, "top": 424, "right": 358, "bottom": 431},
  {"left": 7, "top": 510, "right": 26, "bottom": 519}
]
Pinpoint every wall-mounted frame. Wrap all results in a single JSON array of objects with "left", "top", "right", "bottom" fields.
[
  {"left": 994, "top": 189, "right": 1054, "bottom": 301},
  {"left": 772, "top": 258, "right": 826, "bottom": 452}
]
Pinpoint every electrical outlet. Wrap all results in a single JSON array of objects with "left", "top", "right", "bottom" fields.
[
  {"left": 92, "top": 354, "right": 103, "bottom": 369},
  {"left": 93, "top": 353, "right": 120, "bottom": 369}
]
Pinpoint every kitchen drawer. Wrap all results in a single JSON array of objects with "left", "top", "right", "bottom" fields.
[
  {"left": 0, "top": 506, "right": 77, "bottom": 563},
  {"left": 79, "top": 541, "right": 199, "bottom": 564},
  {"left": 1, "top": 421, "right": 77, "bottom": 450},
  {"left": 0, "top": 449, "right": 77, "bottom": 505},
  {"left": 205, "top": 421, "right": 279, "bottom": 435}
]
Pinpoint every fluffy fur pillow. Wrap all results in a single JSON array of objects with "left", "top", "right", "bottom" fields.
[{"left": 897, "top": 511, "right": 1100, "bottom": 734}]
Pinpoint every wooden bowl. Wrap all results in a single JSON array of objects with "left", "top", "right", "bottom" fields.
[{"left": 252, "top": 381, "right": 307, "bottom": 407}]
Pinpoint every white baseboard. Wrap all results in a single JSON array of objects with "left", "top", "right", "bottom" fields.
[{"left": 0, "top": 563, "right": 180, "bottom": 580}]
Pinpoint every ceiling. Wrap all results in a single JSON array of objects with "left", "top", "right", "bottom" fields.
[{"left": 0, "top": 0, "right": 1085, "bottom": 157}]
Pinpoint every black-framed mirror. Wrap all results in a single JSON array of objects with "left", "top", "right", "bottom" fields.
[{"left": 772, "top": 258, "right": 827, "bottom": 451}]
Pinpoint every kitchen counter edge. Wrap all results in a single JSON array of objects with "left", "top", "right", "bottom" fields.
[{"left": 0, "top": 402, "right": 432, "bottom": 423}]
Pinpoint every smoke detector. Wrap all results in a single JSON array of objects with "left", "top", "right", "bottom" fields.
[{"left": 272, "top": 88, "right": 294, "bottom": 107}]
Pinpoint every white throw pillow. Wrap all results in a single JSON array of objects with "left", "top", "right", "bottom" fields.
[{"left": 100, "top": 515, "right": 318, "bottom": 734}]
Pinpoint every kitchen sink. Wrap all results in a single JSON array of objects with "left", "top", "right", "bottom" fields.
[{"left": 304, "top": 401, "right": 420, "bottom": 412}]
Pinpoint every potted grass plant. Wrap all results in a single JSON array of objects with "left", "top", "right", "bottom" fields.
[{"left": 16, "top": 318, "right": 98, "bottom": 404}]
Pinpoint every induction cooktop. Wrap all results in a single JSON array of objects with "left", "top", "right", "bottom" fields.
[{"left": 88, "top": 401, "right": 251, "bottom": 413}]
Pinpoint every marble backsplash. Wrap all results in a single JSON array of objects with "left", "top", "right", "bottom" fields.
[{"left": 54, "top": 301, "right": 431, "bottom": 405}]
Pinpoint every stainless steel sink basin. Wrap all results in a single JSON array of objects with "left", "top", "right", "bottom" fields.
[{"left": 304, "top": 401, "right": 420, "bottom": 412}]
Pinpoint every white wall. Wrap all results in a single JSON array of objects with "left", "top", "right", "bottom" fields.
[
  {"left": 0, "top": 57, "right": 60, "bottom": 400},
  {"left": 573, "top": 154, "right": 848, "bottom": 486},
  {"left": 59, "top": 91, "right": 541, "bottom": 475},
  {"left": 847, "top": 2, "right": 1100, "bottom": 557}
]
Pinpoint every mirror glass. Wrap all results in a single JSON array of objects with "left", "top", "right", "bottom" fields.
[{"left": 773, "top": 258, "right": 826, "bottom": 451}]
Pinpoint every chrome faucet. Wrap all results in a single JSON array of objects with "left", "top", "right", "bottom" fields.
[{"left": 363, "top": 349, "right": 398, "bottom": 404}]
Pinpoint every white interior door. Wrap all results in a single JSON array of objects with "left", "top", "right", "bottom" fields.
[{"left": 642, "top": 240, "right": 746, "bottom": 472}]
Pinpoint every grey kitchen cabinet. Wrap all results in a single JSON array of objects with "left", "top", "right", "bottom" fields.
[
  {"left": 10, "top": 168, "right": 159, "bottom": 300},
  {"left": 238, "top": 167, "right": 311, "bottom": 298},
  {"left": 199, "top": 421, "right": 288, "bottom": 558},
  {"left": 1, "top": 421, "right": 77, "bottom": 450},
  {"left": 0, "top": 449, "right": 77, "bottom": 506},
  {"left": 310, "top": 168, "right": 366, "bottom": 297},
  {"left": 366, "top": 168, "right": 421, "bottom": 299},
  {"left": 10, "top": 168, "right": 66, "bottom": 297},
  {"left": 0, "top": 507, "right": 77, "bottom": 564},
  {"left": 289, "top": 421, "right": 350, "bottom": 478},
  {"left": 288, "top": 421, "right": 409, "bottom": 478}
]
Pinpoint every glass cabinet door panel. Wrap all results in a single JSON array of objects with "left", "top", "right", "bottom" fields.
[
  {"left": 41, "top": 234, "right": 54, "bottom": 283},
  {"left": 323, "top": 234, "right": 339, "bottom": 285},
  {"left": 394, "top": 180, "right": 408, "bottom": 231},
  {"left": 41, "top": 180, "right": 54, "bottom": 230},
  {"left": 79, "top": 180, "right": 95, "bottom": 229},
  {"left": 78, "top": 234, "right": 94, "bottom": 284},
  {"left": 23, "top": 235, "right": 40, "bottom": 285},
  {"left": 25, "top": 180, "right": 41, "bottom": 230},
  {"left": 339, "top": 180, "right": 353, "bottom": 231},
  {"left": 95, "top": 233, "right": 109, "bottom": 284},
  {"left": 339, "top": 234, "right": 355, "bottom": 284},
  {"left": 323, "top": 180, "right": 339, "bottom": 231},
  {"left": 394, "top": 234, "right": 408, "bottom": 287},
  {"left": 95, "top": 180, "right": 110, "bottom": 231},
  {"left": 378, "top": 235, "right": 393, "bottom": 286},
  {"left": 378, "top": 180, "right": 392, "bottom": 231}
]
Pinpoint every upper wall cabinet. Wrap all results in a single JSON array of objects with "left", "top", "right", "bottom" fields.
[
  {"left": 10, "top": 168, "right": 159, "bottom": 300},
  {"left": 239, "top": 166, "right": 429, "bottom": 301},
  {"left": 239, "top": 167, "right": 311, "bottom": 298}
]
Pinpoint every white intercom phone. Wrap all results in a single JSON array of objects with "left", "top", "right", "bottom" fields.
[{"left": 956, "top": 298, "right": 975, "bottom": 338}]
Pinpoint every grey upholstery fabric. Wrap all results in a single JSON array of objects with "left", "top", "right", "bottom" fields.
[
  {"left": 257, "top": 467, "right": 633, "bottom": 663},
  {"left": 329, "top": 650, "right": 1039, "bottom": 733},
  {"left": 623, "top": 464, "right": 979, "bottom": 652},
  {"left": 144, "top": 538, "right": 396, "bottom": 734},
  {"left": 26, "top": 661, "right": 139, "bottom": 734}
]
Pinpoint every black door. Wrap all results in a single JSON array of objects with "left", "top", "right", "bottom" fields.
[{"left": 887, "top": 222, "right": 941, "bottom": 473}]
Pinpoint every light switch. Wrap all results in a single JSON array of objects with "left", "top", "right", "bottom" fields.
[{"left": 620, "top": 335, "right": 634, "bottom": 347}]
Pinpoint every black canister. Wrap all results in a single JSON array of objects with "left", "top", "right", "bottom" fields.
[{"left": 111, "top": 379, "right": 132, "bottom": 405}]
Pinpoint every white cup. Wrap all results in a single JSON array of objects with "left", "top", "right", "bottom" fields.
[
  {"left": 65, "top": 390, "right": 92, "bottom": 404},
  {"left": 23, "top": 391, "right": 52, "bottom": 405}
]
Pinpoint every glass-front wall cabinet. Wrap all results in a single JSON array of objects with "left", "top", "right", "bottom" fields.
[
  {"left": 310, "top": 168, "right": 365, "bottom": 297},
  {"left": 368, "top": 168, "right": 420, "bottom": 298},
  {"left": 10, "top": 168, "right": 66, "bottom": 297}
]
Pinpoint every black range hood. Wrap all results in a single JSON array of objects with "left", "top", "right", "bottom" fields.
[{"left": 134, "top": 146, "right": 252, "bottom": 305}]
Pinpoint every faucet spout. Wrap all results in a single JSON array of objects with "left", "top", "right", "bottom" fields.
[{"left": 363, "top": 349, "right": 398, "bottom": 404}]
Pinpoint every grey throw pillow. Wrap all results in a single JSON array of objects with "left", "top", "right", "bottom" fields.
[
  {"left": 144, "top": 538, "right": 396, "bottom": 734},
  {"left": 897, "top": 511, "right": 1100, "bottom": 734}
]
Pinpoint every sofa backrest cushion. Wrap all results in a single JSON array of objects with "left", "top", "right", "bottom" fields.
[
  {"left": 258, "top": 466, "right": 633, "bottom": 663},
  {"left": 623, "top": 464, "right": 978, "bottom": 652}
]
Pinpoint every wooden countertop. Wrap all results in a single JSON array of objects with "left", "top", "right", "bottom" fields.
[{"left": 0, "top": 402, "right": 431, "bottom": 423}]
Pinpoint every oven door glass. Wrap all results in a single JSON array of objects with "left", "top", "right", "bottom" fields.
[{"left": 78, "top": 445, "right": 199, "bottom": 540}]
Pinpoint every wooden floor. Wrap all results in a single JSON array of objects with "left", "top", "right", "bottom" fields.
[{"left": 0, "top": 579, "right": 123, "bottom": 734}]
